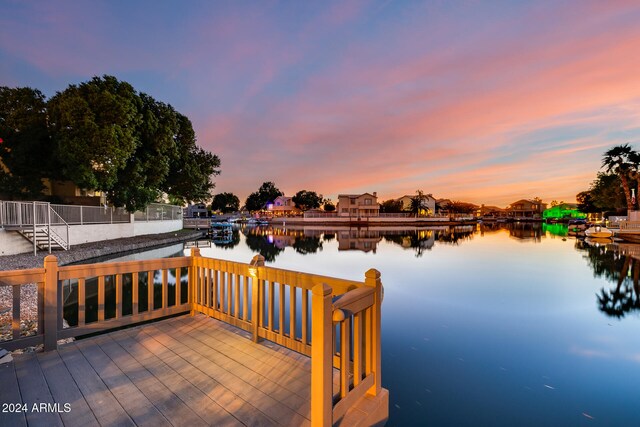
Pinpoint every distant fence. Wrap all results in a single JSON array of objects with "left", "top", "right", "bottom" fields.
[
  {"left": 52, "top": 204, "right": 130, "bottom": 225},
  {"left": 134, "top": 203, "right": 182, "bottom": 222}
]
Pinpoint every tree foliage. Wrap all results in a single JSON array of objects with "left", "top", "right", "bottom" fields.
[
  {"left": 601, "top": 144, "right": 639, "bottom": 212},
  {"left": 448, "top": 201, "right": 477, "bottom": 214},
  {"left": 292, "top": 190, "right": 322, "bottom": 211},
  {"left": 409, "top": 190, "right": 430, "bottom": 216},
  {"left": 48, "top": 76, "right": 141, "bottom": 192},
  {"left": 581, "top": 172, "right": 626, "bottom": 213},
  {"left": 211, "top": 192, "right": 240, "bottom": 213},
  {"left": 245, "top": 181, "right": 283, "bottom": 212},
  {"left": 1, "top": 76, "right": 220, "bottom": 210},
  {"left": 0, "top": 87, "right": 53, "bottom": 199},
  {"left": 380, "top": 199, "right": 403, "bottom": 213},
  {"left": 323, "top": 200, "right": 336, "bottom": 212}
]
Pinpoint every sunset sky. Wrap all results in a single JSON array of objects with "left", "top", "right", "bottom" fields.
[{"left": 2, "top": 0, "right": 640, "bottom": 206}]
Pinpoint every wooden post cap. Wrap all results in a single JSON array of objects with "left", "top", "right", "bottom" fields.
[
  {"left": 312, "top": 283, "right": 332, "bottom": 296},
  {"left": 365, "top": 268, "right": 380, "bottom": 279},
  {"left": 43, "top": 255, "right": 58, "bottom": 264},
  {"left": 191, "top": 248, "right": 201, "bottom": 257}
]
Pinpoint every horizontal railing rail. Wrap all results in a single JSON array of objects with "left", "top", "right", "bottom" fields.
[
  {"left": 620, "top": 221, "right": 640, "bottom": 231},
  {"left": 134, "top": 203, "right": 182, "bottom": 222},
  {"left": 0, "top": 251, "right": 383, "bottom": 426},
  {"left": 51, "top": 204, "right": 131, "bottom": 225}
]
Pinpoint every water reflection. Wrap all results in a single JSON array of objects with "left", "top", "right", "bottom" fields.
[
  {"left": 240, "top": 225, "right": 477, "bottom": 259},
  {"left": 577, "top": 240, "right": 640, "bottom": 318}
]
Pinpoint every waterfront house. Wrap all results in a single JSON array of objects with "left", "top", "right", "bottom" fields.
[
  {"left": 506, "top": 199, "right": 547, "bottom": 219},
  {"left": 184, "top": 203, "right": 209, "bottom": 218},
  {"left": 396, "top": 194, "right": 436, "bottom": 215},
  {"left": 267, "top": 195, "right": 301, "bottom": 216},
  {"left": 336, "top": 193, "right": 380, "bottom": 218}
]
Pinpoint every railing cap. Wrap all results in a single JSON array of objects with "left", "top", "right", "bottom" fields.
[
  {"left": 365, "top": 268, "right": 381, "bottom": 279},
  {"left": 312, "top": 283, "right": 332, "bottom": 296},
  {"left": 43, "top": 255, "right": 58, "bottom": 264}
]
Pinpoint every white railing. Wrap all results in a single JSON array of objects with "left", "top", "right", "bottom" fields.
[
  {"left": 51, "top": 204, "right": 131, "bottom": 225},
  {"left": 134, "top": 203, "right": 182, "bottom": 222}
]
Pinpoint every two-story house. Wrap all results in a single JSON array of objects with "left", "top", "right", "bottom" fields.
[
  {"left": 267, "top": 196, "right": 301, "bottom": 216},
  {"left": 506, "top": 199, "right": 547, "bottom": 219},
  {"left": 336, "top": 193, "right": 380, "bottom": 218}
]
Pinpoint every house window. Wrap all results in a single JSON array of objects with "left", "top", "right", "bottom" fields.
[
  {"left": 351, "top": 208, "right": 357, "bottom": 214},
  {"left": 365, "top": 198, "right": 372, "bottom": 205},
  {"left": 350, "top": 198, "right": 356, "bottom": 205},
  {"left": 342, "top": 208, "right": 348, "bottom": 213}
]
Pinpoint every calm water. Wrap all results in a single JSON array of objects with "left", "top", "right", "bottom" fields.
[{"left": 78, "top": 223, "right": 640, "bottom": 425}]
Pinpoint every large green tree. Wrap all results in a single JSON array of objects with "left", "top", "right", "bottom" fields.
[
  {"left": 245, "top": 181, "right": 283, "bottom": 212},
  {"left": 0, "top": 87, "right": 53, "bottom": 199},
  {"left": 211, "top": 192, "right": 240, "bottom": 213},
  {"left": 2, "top": 76, "right": 220, "bottom": 211},
  {"left": 292, "top": 190, "right": 322, "bottom": 211},
  {"left": 160, "top": 112, "right": 220, "bottom": 205},
  {"left": 48, "top": 75, "right": 141, "bottom": 192}
]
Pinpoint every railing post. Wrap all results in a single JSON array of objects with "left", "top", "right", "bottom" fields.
[
  {"left": 32, "top": 201, "right": 37, "bottom": 256},
  {"left": 365, "top": 269, "right": 382, "bottom": 396},
  {"left": 189, "top": 248, "right": 201, "bottom": 316},
  {"left": 80, "top": 205, "right": 83, "bottom": 225},
  {"left": 47, "top": 205, "right": 52, "bottom": 254},
  {"left": 43, "top": 255, "right": 59, "bottom": 351},
  {"left": 311, "top": 283, "right": 333, "bottom": 427},
  {"left": 250, "top": 254, "right": 265, "bottom": 343}
]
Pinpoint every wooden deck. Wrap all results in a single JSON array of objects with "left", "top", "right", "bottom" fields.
[{"left": 1, "top": 314, "right": 324, "bottom": 427}]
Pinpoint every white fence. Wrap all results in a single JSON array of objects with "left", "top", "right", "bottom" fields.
[
  {"left": 134, "top": 203, "right": 182, "bottom": 222},
  {"left": 52, "top": 204, "right": 131, "bottom": 224}
]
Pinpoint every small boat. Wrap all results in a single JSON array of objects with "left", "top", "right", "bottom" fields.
[{"left": 584, "top": 225, "right": 613, "bottom": 239}]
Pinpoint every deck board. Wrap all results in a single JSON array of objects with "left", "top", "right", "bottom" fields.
[
  {"left": 57, "top": 344, "right": 135, "bottom": 426},
  {"left": 1, "top": 314, "right": 324, "bottom": 427},
  {"left": 0, "top": 358, "right": 28, "bottom": 427},
  {"left": 36, "top": 351, "right": 98, "bottom": 426},
  {"left": 14, "top": 353, "right": 63, "bottom": 427}
]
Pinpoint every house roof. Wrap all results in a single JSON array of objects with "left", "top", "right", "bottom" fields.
[{"left": 337, "top": 193, "right": 377, "bottom": 198}]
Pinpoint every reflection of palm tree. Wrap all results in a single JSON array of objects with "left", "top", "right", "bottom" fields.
[{"left": 579, "top": 241, "right": 640, "bottom": 318}]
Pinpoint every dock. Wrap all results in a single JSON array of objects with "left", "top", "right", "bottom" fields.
[{"left": 0, "top": 251, "right": 388, "bottom": 426}]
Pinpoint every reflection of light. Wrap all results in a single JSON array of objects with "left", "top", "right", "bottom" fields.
[{"left": 268, "top": 235, "right": 274, "bottom": 244}]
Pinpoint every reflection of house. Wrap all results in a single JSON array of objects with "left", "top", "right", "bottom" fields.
[
  {"left": 337, "top": 229, "right": 382, "bottom": 253},
  {"left": 509, "top": 223, "right": 543, "bottom": 241},
  {"left": 267, "top": 196, "right": 301, "bottom": 216},
  {"left": 506, "top": 199, "right": 546, "bottom": 219},
  {"left": 337, "top": 193, "right": 380, "bottom": 218},
  {"left": 396, "top": 194, "right": 436, "bottom": 214}
]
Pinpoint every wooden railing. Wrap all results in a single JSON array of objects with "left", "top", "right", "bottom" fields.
[{"left": 0, "top": 250, "right": 383, "bottom": 426}]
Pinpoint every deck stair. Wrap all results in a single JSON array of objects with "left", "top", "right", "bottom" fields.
[
  {"left": 16, "top": 226, "right": 69, "bottom": 250},
  {"left": 0, "top": 200, "right": 70, "bottom": 253}
]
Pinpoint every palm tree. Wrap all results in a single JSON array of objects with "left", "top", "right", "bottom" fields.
[{"left": 602, "top": 144, "right": 638, "bottom": 215}]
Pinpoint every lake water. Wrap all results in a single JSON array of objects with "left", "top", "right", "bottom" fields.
[{"left": 82, "top": 223, "right": 640, "bottom": 425}]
